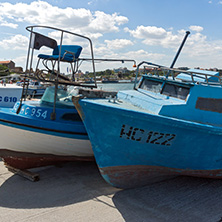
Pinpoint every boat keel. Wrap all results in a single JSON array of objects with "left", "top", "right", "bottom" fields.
[
  {"left": 100, "top": 165, "right": 222, "bottom": 189},
  {"left": 0, "top": 149, "right": 94, "bottom": 170}
]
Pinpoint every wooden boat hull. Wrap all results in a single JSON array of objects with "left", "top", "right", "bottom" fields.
[
  {"left": 1, "top": 149, "right": 94, "bottom": 170},
  {"left": 100, "top": 166, "right": 222, "bottom": 189},
  {"left": 77, "top": 98, "right": 222, "bottom": 188}
]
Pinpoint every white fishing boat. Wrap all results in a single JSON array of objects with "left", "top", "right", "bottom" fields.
[
  {"left": 16, "top": 80, "right": 47, "bottom": 96},
  {"left": 0, "top": 84, "right": 22, "bottom": 107}
]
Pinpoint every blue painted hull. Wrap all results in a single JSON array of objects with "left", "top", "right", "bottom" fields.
[{"left": 78, "top": 99, "right": 222, "bottom": 188}]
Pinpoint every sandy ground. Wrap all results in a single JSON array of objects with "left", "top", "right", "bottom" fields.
[{"left": 0, "top": 160, "right": 222, "bottom": 222}]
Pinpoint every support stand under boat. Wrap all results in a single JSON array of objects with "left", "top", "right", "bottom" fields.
[{"left": 5, "top": 164, "right": 40, "bottom": 182}]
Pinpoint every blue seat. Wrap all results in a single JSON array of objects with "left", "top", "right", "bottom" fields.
[{"left": 38, "top": 45, "right": 82, "bottom": 62}]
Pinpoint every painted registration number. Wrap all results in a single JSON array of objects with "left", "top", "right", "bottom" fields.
[
  {"left": 119, "top": 124, "right": 176, "bottom": 146},
  {"left": 0, "top": 96, "right": 17, "bottom": 103}
]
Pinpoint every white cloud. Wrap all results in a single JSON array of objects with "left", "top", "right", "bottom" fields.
[
  {"left": 0, "top": 21, "right": 18, "bottom": 29},
  {"left": 88, "top": 0, "right": 98, "bottom": 5},
  {"left": 124, "top": 26, "right": 167, "bottom": 40},
  {"left": 0, "top": 1, "right": 128, "bottom": 38},
  {"left": 123, "top": 24, "right": 222, "bottom": 68},
  {"left": 124, "top": 25, "right": 206, "bottom": 49},
  {"left": 0, "top": 1, "right": 129, "bottom": 70},
  {"left": 0, "top": 34, "right": 29, "bottom": 50},
  {"left": 13, "top": 55, "right": 27, "bottom": 67},
  {"left": 0, "top": 13, "right": 17, "bottom": 28},
  {"left": 123, "top": 49, "right": 165, "bottom": 62},
  {"left": 1, "top": 1, "right": 222, "bottom": 70},
  {"left": 189, "top": 25, "right": 203, "bottom": 32},
  {"left": 87, "top": 11, "right": 128, "bottom": 33},
  {"left": 125, "top": 25, "right": 184, "bottom": 48},
  {"left": 88, "top": 47, "right": 166, "bottom": 71},
  {"left": 104, "top": 39, "right": 133, "bottom": 49}
]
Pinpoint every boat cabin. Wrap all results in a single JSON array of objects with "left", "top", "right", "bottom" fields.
[{"left": 120, "top": 64, "right": 222, "bottom": 127}]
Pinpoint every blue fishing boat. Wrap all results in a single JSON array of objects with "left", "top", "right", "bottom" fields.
[
  {"left": 0, "top": 26, "right": 98, "bottom": 171},
  {"left": 0, "top": 86, "right": 94, "bottom": 170},
  {"left": 0, "top": 25, "right": 135, "bottom": 174},
  {"left": 75, "top": 65, "right": 222, "bottom": 188},
  {"left": 73, "top": 31, "right": 222, "bottom": 188}
]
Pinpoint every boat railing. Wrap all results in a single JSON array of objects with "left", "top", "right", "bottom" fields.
[
  {"left": 25, "top": 25, "right": 97, "bottom": 88},
  {"left": 17, "top": 25, "right": 136, "bottom": 120},
  {"left": 134, "top": 61, "right": 222, "bottom": 89},
  {"left": 25, "top": 25, "right": 136, "bottom": 88}
]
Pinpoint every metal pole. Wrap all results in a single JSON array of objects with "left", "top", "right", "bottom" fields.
[
  {"left": 166, "top": 31, "right": 190, "bottom": 79},
  {"left": 51, "top": 31, "right": 64, "bottom": 120},
  {"left": 170, "top": 31, "right": 190, "bottom": 68},
  {"left": 16, "top": 27, "right": 34, "bottom": 114}
]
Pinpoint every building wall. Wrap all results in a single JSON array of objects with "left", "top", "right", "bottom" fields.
[{"left": 0, "top": 61, "right": 15, "bottom": 70}]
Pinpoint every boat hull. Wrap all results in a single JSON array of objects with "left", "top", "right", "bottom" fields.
[
  {"left": 78, "top": 98, "right": 222, "bottom": 188},
  {"left": 1, "top": 149, "right": 94, "bottom": 170},
  {"left": 100, "top": 165, "right": 222, "bottom": 189},
  {"left": 0, "top": 121, "right": 93, "bottom": 169},
  {"left": 0, "top": 84, "right": 22, "bottom": 107},
  {"left": 0, "top": 99, "right": 94, "bottom": 170},
  {"left": 27, "top": 88, "right": 46, "bottom": 96}
]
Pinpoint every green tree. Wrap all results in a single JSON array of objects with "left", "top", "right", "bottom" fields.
[
  {"left": 0, "top": 65, "right": 8, "bottom": 71},
  {"left": 0, "top": 65, "right": 9, "bottom": 76}
]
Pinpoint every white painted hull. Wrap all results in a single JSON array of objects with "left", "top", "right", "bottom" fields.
[
  {"left": 0, "top": 84, "right": 22, "bottom": 107},
  {"left": 0, "top": 123, "right": 93, "bottom": 157}
]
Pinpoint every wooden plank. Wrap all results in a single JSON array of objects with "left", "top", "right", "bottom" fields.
[{"left": 5, "top": 164, "right": 39, "bottom": 182}]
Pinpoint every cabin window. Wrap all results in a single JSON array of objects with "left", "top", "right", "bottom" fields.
[
  {"left": 161, "top": 83, "right": 190, "bottom": 100},
  {"left": 61, "top": 113, "right": 82, "bottom": 121},
  {"left": 196, "top": 97, "right": 222, "bottom": 113},
  {"left": 139, "top": 79, "right": 162, "bottom": 93}
]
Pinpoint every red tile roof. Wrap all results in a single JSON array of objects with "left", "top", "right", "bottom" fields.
[{"left": 0, "top": 61, "right": 12, "bottom": 64}]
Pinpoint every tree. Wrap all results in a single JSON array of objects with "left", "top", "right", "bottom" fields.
[
  {"left": 104, "top": 69, "right": 112, "bottom": 76},
  {"left": 0, "top": 65, "right": 9, "bottom": 76},
  {"left": 0, "top": 64, "right": 8, "bottom": 71}
]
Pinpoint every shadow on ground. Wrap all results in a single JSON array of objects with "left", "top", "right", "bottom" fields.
[
  {"left": 1, "top": 159, "right": 222, "bottom": 222},
  {"left": 0, "top": 161, "right": 119, "bottom": 209},
  {"left": 112, "top": 176, "right": 222, "bottom": 222}
]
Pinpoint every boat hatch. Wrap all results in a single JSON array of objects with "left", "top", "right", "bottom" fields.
[
  {"left": 139, "top": 78, "right": 190, "bottom": 100},
  {"left": 61, "top": 113, "right": 82, "bottom": 122}
]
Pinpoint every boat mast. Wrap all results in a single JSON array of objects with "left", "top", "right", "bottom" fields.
[{"left": 170, "top": 31, "right": 190, "bottom": 69}]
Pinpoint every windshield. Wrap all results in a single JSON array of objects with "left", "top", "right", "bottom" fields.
[{"left": 40, "top": 86, "right": 79, "bottom": 107}]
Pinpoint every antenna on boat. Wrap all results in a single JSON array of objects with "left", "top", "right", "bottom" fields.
[
  {"left": 133, "top": 31, "right": 190, "bottom": 88},
  {"left": 170, "top": 31, "right": 190, "bottom": 69},
  {"left": 165, "top": 31, "right": 190, "bottom": 79}
]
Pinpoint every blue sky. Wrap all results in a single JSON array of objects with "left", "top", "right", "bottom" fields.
[{"left": 1, "top": 0, "right": 222, "bottom": 72}]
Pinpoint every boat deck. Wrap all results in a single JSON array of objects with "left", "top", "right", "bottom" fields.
[
  {"left": 80, "top": 89, "right": 185, "bottom": 116},
  {"left": 80, "top": 92, "right": 222, "bottom": 133},
  {"left": 1, "top": 159, "right": 222, "bottom": 222}
]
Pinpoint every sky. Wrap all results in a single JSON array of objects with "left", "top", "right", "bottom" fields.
[{"left": 1, "top": 0, "right": 222, "bottom": 73}]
